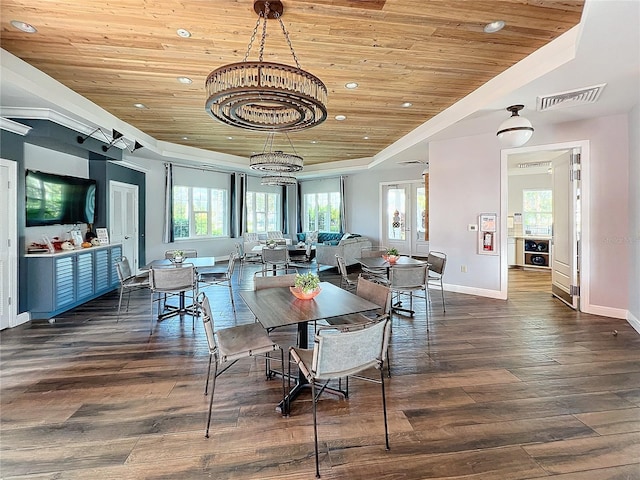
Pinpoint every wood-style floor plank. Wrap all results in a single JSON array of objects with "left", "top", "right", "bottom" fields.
[{"left": 1, "top": 266, "right": 639, "bottom": 479}]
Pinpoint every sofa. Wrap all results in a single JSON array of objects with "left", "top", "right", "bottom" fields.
[
  {"left": 315, "top": 236, "right": 372, "bottom": 269},
  {"left": 296, "top": 231, "right": 343, "bottom": 245}
]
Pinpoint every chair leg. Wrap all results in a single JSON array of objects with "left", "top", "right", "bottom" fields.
[
  {"left": 227, "top": 283, "right": 237, "bottom": 319},
  {"left": 117, "top": 287, "right": 125, "bottom": 322},
  {"left": 380, "top": 368, "right": 390, "bottom": 450},
  {"left": 205, "top": 354, "right": 212, "bottom": 394},
  {"left": 149, "top": 292, "right": 154, "bottom": 334},
  {"left": 280, "top": 348, "right": 286, "bottom": 417},
  {"left": 205, "top": 358, "right": 218, "bottom": 438},
  {"left": 440, "top": 279, "right": 446, "bottom": 312},
  {"left": 312, "top": 381, "right": 320, "bottom": 478}
]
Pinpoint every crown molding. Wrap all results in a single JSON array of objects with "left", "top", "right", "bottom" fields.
[{"left": 0, "top": 117, "right": 32, "bottom": 135}]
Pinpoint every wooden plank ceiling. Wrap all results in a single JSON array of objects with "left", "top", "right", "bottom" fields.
[{"left": 0, "top": 0, "right": 584, "bottom": 166}]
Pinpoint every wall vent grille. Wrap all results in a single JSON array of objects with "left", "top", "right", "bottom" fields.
[{"left": 537, "top": 83, "right": 606, "bottom": 111}]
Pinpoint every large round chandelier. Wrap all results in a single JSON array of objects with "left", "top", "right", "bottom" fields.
[
  {"left": 261, "top": 174, "right": 298, "bottom": 186},
  {"left": 205, "top": 1, "right": 328, "bottom": 132}
]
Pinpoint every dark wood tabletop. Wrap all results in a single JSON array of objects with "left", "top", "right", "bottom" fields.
[
  {"left": 144, "top": 257, "right": 216, "bottom": 269},
  {"left": 239, "top": 281, "right": 378, "bottom": 333},
  {"left": 355, "top": 256, "right": 427, "bottom": 269}
]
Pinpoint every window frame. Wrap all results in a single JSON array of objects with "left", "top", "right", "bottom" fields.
[
  {"left": 172, "top": 185, "right": 229, "bottom": 239},
  {"left": 303, "top": 191, "right": 341, "bottom": 233},
  {"left": 522, "top": 188, "right": 553, "bottom": 236}
]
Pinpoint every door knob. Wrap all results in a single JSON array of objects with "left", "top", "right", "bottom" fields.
[{"left": 124, "top": 236, "right": 130, "bottom": 239}]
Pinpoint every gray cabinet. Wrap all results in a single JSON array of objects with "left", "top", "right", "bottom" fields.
[{"left": 26, "top": 245, "right": 122, "bottom": 319}]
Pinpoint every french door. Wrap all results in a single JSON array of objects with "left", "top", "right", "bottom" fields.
[
  {"left": 381, "top": 182, "right": 429, "bottom": 256},
  {"left": 0, "top": 159, "right": 17, "bottom": 329}
]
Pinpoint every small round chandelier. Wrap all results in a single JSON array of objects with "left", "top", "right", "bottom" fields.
[
  {"left": 261, "top": 174, "right": 297, "bottom": 186},
  {"left": 205, "top": 1, "right": 328, "bottom": 132},
  {"left": 250, "top": 132, "right": 303, "bottom": 172}
]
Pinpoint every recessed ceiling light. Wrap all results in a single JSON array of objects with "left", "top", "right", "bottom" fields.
[
  {"left": 484, "top": 20, "right": 505, "bottom": 33},
  {"left": 363, "top": 136, "right": 369, "bottom": 140},
  {"left": 177, "top": 28, "right": 191, "bottom": 38},
  {"left": 182, "top": 136, "right": 188, "bottom": 140},
  {"left": 177, "top": 76, "right": 193, "bottom": 84},
  {"left": 401, "top": 102, "right": 413, "bottom": 108},
  {"left": 345, "top": 82, "right": 359, "bottom": 89},
  {"left": 10, "top": 20, "right": 37, "bottom": 33},
  {"left": 335, "top": 115, "right": 347, "bottom": 121},
  {"left": 133, "top": 103, "right": 147, "bottom": 109},
  {"left": 227, "top": 136, "right": 233, "bottom": 140},
  {"left": 310, "top": 140, "right": 318, "bottom": 144}
]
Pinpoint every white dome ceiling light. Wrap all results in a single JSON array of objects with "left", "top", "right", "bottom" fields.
[{"left": 496, "top": 105, "right": 534, "bottom": 148}]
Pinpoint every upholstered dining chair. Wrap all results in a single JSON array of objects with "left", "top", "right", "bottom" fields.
[
  {"left": 198, "top": 253, "right": 237, "bottom": 320},
  {"left": 261, "top": 246, "right": 290, "bottom": 274},
  {"left": 427, "top": 251, "right": 447, "bottom": 312},
  {"left": 389, "top": 264, "right": 429, "bottom": 323},
  {"left": 359, "top": 246, "right": 389, "bottom": 284},
  {"left": 288, "top": 319, "right": 391, "bottom": 478},
  {"left": 235, "top": 242, "right": 261, "bottom": 282},
  {"left": 326, "top": 276, "right": 392, "bottom": 376},
  {"left": 197, "top": 292, "right": 285, "bottom": 438},
  {"left": 115, "top": 256, "right": 150, "bottom": 321},
  {"left": 148, "top": 263, "right": 198, "bottom": 334}
]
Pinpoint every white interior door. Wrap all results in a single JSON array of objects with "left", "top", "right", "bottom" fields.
[
  {"left": 551, "top": 149, "right": 580, "bottom": 309},
  {"left": 109, "top": 181, "right": 140, "bottom": 272},
  {"left": 0, "top": 159, "right": 17, "bottom": 329}
]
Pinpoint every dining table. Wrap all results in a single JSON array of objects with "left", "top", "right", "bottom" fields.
[
  {"left": 144, "top": 256, "right": 216, "bottom": 319},
  {"left": 239, "top": 281, "right": 379, "bottom": 413}
]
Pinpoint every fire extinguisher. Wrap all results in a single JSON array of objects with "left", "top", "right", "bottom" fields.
[{"left": 483, "top": 232, "right": 493, "bottom": 251}]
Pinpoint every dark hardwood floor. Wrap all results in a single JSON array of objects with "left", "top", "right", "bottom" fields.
[{"left": 1, "top": 264, "right": 639, "bottom": 479}]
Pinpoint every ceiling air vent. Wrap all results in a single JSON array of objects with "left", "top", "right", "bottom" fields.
[{"left": 537, "top": 83, "right": 606, "bottom": 111}]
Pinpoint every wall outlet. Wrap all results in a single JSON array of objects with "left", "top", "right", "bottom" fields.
[
  {"left": 461, "top": 265, "right": 467, "bottom": 273},
  {"left": 468, "top": 224, "right": 478, "bottom": 231}
]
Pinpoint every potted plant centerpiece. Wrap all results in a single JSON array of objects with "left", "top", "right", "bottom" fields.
[
  {"left": 291, "top": 272, "right": 321, "bottom": 299},
  {"left": 172, "top": 250, "right": 185, "bottom": 263},
  {"left": 383, "top": 247, "right": 400, "bottom": 264}
]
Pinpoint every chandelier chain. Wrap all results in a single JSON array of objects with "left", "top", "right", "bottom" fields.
[
  {"left": 276, "top": 14, "right": 301, "bottom": 69},
  {"left": 258, "top": 2, "right": 270, "bottom": 62},
  {"left": 243, "top": 9, "right": 263, "bottom": 62}
]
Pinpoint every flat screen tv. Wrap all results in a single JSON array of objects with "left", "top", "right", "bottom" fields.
[{"left": 26, "top": 170, "right": 97, "bottom": 226}]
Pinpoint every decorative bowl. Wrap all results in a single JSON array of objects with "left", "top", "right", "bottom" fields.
[
  {"left": 382, "top": 254, "right": 399, "bottom": 264},
  {"left": 290, "top": 286, "right": 321, "bottom": 300}
]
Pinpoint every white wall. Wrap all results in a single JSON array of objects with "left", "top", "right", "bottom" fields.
[
  {"left": 428, "top": 113, "right": 631, "bottom": 312},
  {"left": 628, "top": 103, "right": 640, "bottom": 328}
]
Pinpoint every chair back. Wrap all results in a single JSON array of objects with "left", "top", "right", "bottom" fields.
[
  {"left": 335, "top": 254, "right": 349, "bottom": 279},
  {"left": 361, "top": 246, "right": 387, "bottom": 258},
  {"left": 115, "top": 256, "right": 132, "bottom": 282},
  {"left": 427, "top": 251, "right": 447, "bottom": 277},
  {"left": 235, "top": 242, "right": 245, "bottom": 258},
  {"left": 312, "top": 319, "right": 390, "bottom": 380},
  {"left": 149, "top": 264, "right": 196, "bottom": 293},
  {"left": 196, "top": 292, "right": 216, "bottom": 352},
  {"left": 254, "top": 273, "right": 298, "bottom": 290},
  {"left": 164, "top": 249, "right": 198, "bottom": 259},
  {"left": 356, "top": 276, "right": 391, "bottom": 315},
  {"left": 262, "top": 247, "right": 289, "bottom": 264},
  {"left": 267, "top": 231, "right": 284, "bottom": 240},
  {"left": 226, "top": 253, "right": 238, "bottom": 276},
  {"left": 389, "top": 265, "right": 428, "bottom": 289},
  {"left": 244, "top": 232, "right": 259, "bottom": 242}
]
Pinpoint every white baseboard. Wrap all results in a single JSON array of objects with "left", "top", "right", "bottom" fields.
[
  {"left": 626, "top": 311, "right": 640, "bottom": 334},
  {"left": 582, "top": 303, "right": 628, "bottom": 320},
  {"left": 14, "top": 311, "right": 30, "bottom": 328},
  {"left": 441, "top": 283, "right": 506, "bottom": 300}
]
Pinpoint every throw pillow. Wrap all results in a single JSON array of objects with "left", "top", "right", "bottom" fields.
[
  {"left": 341, "top": 232, "right": 351, "bottom": 241},
  {"left": 306, "top": 230, "right": 318, "bottom": 244}
]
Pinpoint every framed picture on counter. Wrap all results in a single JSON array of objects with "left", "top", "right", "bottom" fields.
[{"left": 95, "top": 228, "right": 110, "bottom": 245}]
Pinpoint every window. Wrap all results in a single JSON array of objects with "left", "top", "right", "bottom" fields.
[
  {"left": 173, "top": 185, "right": 228, "bottom": 239},
  {"left": 523, "top": 189, "right": 553, "bottom": 236},
  {"left": 246, "top": 191, "right": 281, "bottom": 233},
  {"left": 303, "top": 192, "right": 341, "bottom": 232}
]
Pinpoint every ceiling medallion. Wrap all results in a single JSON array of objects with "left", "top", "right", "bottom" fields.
[{"left": 205, "top": 1, "right": 328, "bottom": 132}]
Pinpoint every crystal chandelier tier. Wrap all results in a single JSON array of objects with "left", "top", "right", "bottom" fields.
[{"left": 205, "top": 1, "right": 328, "bottom": 132}]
